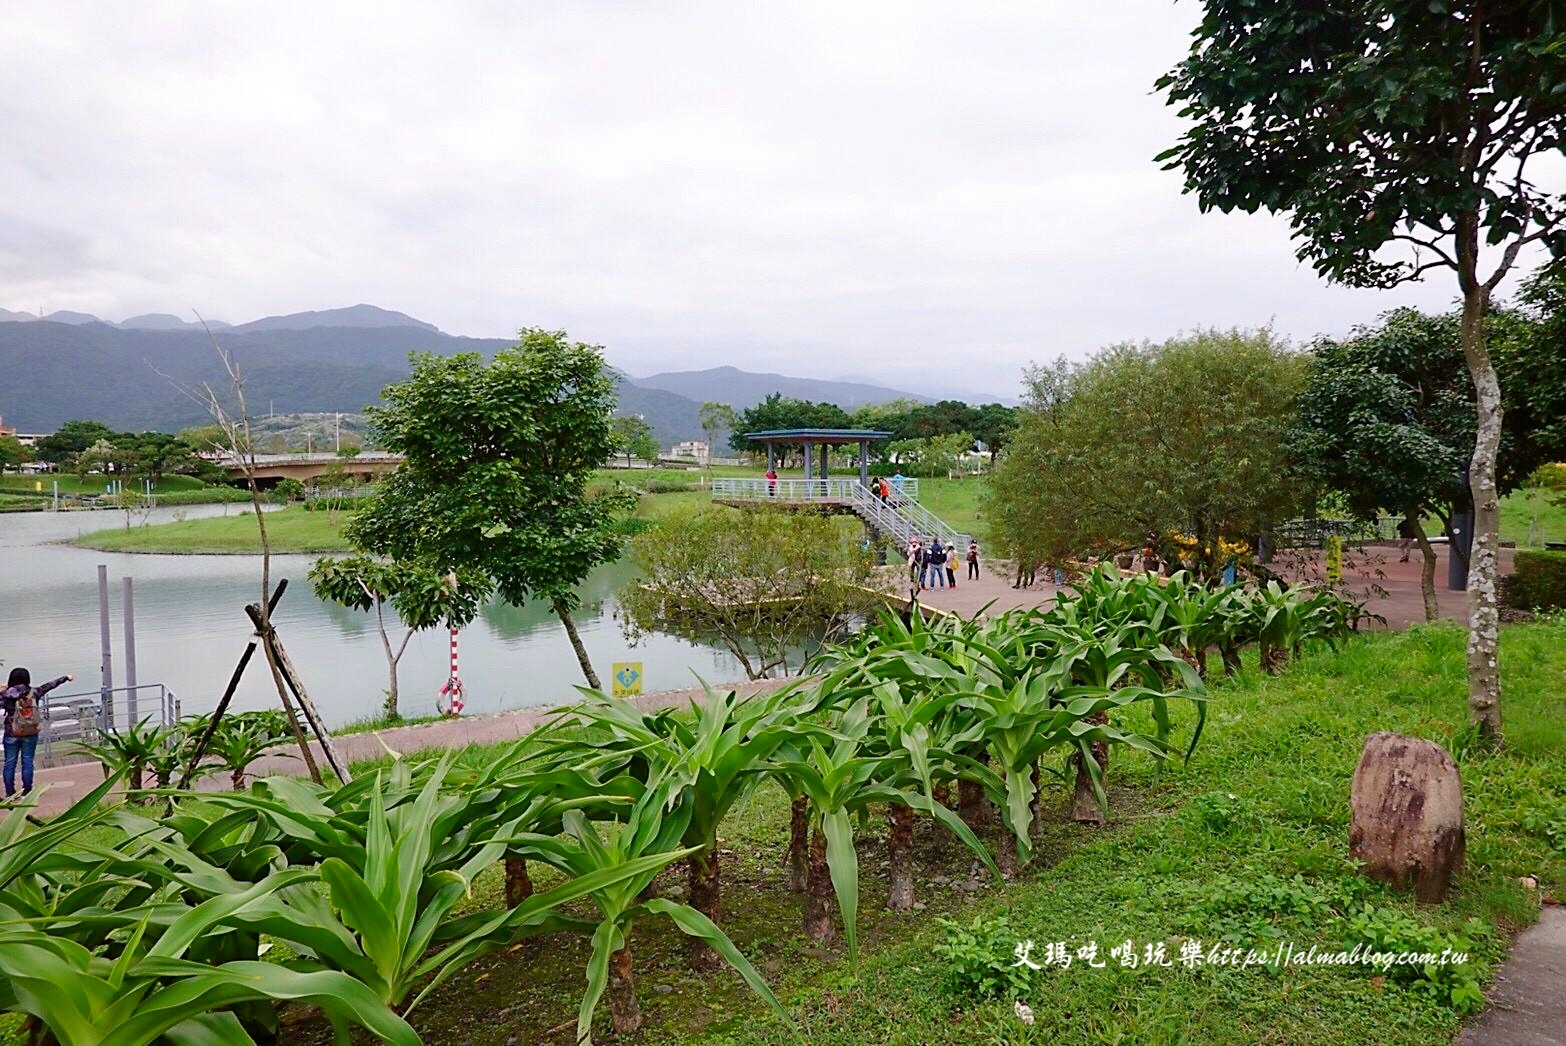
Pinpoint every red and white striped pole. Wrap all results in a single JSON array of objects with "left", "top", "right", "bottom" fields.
[{"left": 439, "top": 625, "right": 464, "bottom": 717}]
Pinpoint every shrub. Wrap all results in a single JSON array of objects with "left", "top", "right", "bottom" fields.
[
  {"left": 273, "top": 477, "right": 307, "bottom": 504},
  {"left": 1502, "top": 550, "right": 1566, "bottom": 611},
  {"left": 1337, "top": 906, "right": 1489, "bottom": 1013},
  {"left": 931, "top": 916, "right": 1034, "bottom": 1001}
]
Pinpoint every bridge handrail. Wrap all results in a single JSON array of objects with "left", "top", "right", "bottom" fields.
[
  {"left": 849, "top": 483, "right": 970, "bottom": 550},
  {"left": 711, "top": 477, "right": 920, "bottom": 500}
]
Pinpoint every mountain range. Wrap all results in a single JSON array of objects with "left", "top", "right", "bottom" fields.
[{"left": 0, "top": 304, "right": 957, "bottom": 446}]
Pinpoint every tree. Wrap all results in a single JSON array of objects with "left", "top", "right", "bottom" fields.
[
  {"left": 1157, "top": 2, "right": 1566, "bottom": 743},
  {"left": 619, "top": 505, "right": 877, "bottom": 680},
  {"left": 729, "top": 394, "right": 852, "bottom": 459},
  {"left": 0, "top": 435, "right": 27, "bottom": 470},
  {"left": 986, "top": 331, "right": 1306, "bottom": 580},
  {"left": 309, "top": 557, "right": 492, "bottom": 720},
  {"left": 1294, "top": 310, "right": 1477, "bottom": 621},
  {"left": 922, "top": 432, "right": 975, "bottom": 479},
  {"left": 610, "top": 415, "right": 658, "bottom": 466},
  {"left": 349, "top": 328, "right": 634, "bottom": 690},
  {"left": 1293, "top": 302, "right": 1566, "bottom": 620},
  {"left": 697, "top": 401, "right": 739, "bottom": 467},
  {"left": 33, "top": 419, "right": 115, "bottom": 465}
]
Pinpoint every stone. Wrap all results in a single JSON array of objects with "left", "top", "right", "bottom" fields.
[{"left": 1349, "top": 732, "right": 1465, "bottom": 903}]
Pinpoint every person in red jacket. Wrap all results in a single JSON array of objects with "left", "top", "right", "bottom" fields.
[{"left": 3, "top": 667, "right": 74, "bottom": 798}]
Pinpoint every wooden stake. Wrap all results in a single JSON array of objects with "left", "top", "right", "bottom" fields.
[{"left": 246, "top": 605, "right": 351, "bottom": 784}]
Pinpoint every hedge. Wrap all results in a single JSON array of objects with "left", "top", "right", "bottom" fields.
[{"left": 1502, "top": 550, "right": 1566, "bottom": 612}]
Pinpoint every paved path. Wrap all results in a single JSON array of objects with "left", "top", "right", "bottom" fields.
[
  {"left": 15, "top": 677, "right": 793, "bottom": 818},
  {"left": 1455, "top": 906, "right": 1566, "bottom": 1046},
  {"left": 912, "top": 543, "right": 1515, "bottom": 631}
]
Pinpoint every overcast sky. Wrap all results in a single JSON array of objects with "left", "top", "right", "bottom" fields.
[{"left": 1, "top": 2, "right": 1543, "bottom": 396}]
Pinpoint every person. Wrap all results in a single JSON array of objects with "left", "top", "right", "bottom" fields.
[
  {"left": 765, "top": 467, "right": 777, "bottom": 497},
  {"left": 945, "top": 544, "right": 958, "bottom": 588},
  {"left": 3, "top": 667, "right": 73, "bottom": 799},
  {"left": 906, "top": 539, "right": 923, "bottom": 588},
  {"left": 966, "top": 541, "right": 980, "bottom": 580},
  {"left": 877, "top": 476, "right": 890, "bottom": 501},
  {"left": 925, "top": 540, "right": 946, "bottom": 589},
  {"left": 1397, "top": 517, "right": 1416, "bottom": 562},
  {"left": 891, "top": 471, "right": 905, "bottom": 495}
]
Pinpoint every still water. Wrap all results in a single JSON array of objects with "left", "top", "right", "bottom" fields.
[{"left": 0, "top": 506, "right": 745, "bottom": 727}]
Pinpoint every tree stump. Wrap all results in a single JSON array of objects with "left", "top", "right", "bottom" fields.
[{"left": 1349, "top": 733, "right": 1465, "bottom": 903}]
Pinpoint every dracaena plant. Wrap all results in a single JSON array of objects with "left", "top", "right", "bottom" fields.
[
  {"left": 771, "top": 697, "right": 997, "bottom": 962},
  {"left": 509, "top": 782, "right": 795, "bottom": 1044},
  {"left": 566, "top": 681, "right": 821, "bottom": 971}
]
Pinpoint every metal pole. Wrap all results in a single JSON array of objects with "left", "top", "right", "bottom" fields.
[
  {"left": 122, "top": 577, "right": 138, "bottom": 724},
  {"left": 97, "top": 565, "right": 113, "bottom": 725},
  {"left": 52, "top": 479, "right": 58, "bottom": 511},
  {"left": 859, "top": 440, "right": 869, "bottom": 489}
]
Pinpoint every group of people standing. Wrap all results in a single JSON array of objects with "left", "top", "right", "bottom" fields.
[{"left": 907, "top": 538, "right": 979, "bottom": 591}]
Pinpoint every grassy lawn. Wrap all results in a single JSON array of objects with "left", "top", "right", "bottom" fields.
[
  {"left": 73, "top": 506, "right": 354, "bottom": 554},
  {"left": 1504, "top": 488, "right": 1566, "bottom": 548},
  {"left": 0, "top": 472, "right": 210, "bottom": 496},
  {"left": 283, "top": 619, "right": 1562, "bottom": 1045}
]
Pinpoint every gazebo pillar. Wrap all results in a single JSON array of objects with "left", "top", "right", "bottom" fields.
[
  {"left": 766, "top": 443, "right": 775, "bottom": 471},
  {"left": 819, "top": 443, "right": 828, "bottom": 480},
  {"left": 858, "top": 440, "right": 869, "bottom": 488},
  {"left": 803, "top": 442, "right": 813, "bottom": 481}
]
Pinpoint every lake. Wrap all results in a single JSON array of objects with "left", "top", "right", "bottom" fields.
[{"left": 0, "top": 505, "right": 748, "bottom": 728}]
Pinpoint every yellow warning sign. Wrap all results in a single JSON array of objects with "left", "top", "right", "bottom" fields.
[{"left": 611, "top": 662, "right": 644, "bottom": 698}]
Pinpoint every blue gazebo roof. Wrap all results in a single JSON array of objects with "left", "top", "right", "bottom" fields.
[{"left": 742, "top": 429, "right": 892, "bottom": 444}]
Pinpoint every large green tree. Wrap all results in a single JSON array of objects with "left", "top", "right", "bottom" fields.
[
  {"left": 696, "top": 401, "right": 739, "bottom": 467},
  {"left": 986, "top": 330, "right": 1306, "bottom": 580},
  {"left": 610, "top": 415, "right": 659, "bottom": 467},
  {"left": 34, "top": 419, "right": 115, "bottom": 465},
  {"left": 349, "top": 328, "right": 634, "bottom": 689},
  {"left": 1157, "top": 0, "right": 1566, "bottom": 742},
  {"left": 729, "top": 394, "right": 852, "bottom": 459}
]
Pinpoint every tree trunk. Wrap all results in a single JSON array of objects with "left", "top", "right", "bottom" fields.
[
  {"left": 1070, "top": 716, "right": 1109, "bottom": 825},
  {"left": 1219, "top": 638, "right": 1242, "bottom": 676},
  {"left": 551, "top": 598, "right": 601, "bottom": 690},
  {"left": 932, "top": 782, "right": 951, "bottom": 809},
  {"left": 686, "top": 849, "right": 723, "bottom": 972},
  {"left": 802, "top": 825, "right": 835, "bottom": 947},
  {"left": 1410, "top": 515, "right": 1440, "bottom": 624},
  {"left": 606, "top": 936, "right": 642, "bottom": 1034},
  {"left": 373, "top": 598, "right": 400, "bottom": 721},
  {"left": 786, "top": 795, "right": 809, "bottom": 893},
  {"left": 887, "top": 802, "right": 914, "bottom": 910},
  {"left": 996, "top": 829, "right": 1020, "bottom": 879},
  {"left": 1457, "top": 282, "right": 1503, "bottom": 745},
  {"left": 504, "top": 856, "right": 533, "bottom": 908}
]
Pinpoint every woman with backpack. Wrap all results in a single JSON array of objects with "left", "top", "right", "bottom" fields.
[{"left": 3, "top": 667, "right": 73, "bottom": 799}]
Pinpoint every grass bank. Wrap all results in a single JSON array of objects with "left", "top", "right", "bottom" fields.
[
  {"left": 73, "top": 506, "right": 354, "bottom": 554},
  {"left": 291, "top": 619, "right": 1563, "bottom": 1045}
]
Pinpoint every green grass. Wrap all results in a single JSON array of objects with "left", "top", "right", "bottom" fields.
[
  {"left": 73, "top": 506, "right": 353, "bottom": 554},
  {"left": 0, "top": 472, "right": 209, "bottom": 496},
  {"left": 279, "top": 618, "right": 1564, "bottom": 1045},
  {"left": 1504, "top": 488, "right": 1566, "bottom": 548}
]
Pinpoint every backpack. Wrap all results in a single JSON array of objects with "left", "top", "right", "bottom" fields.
[{"left": 10, "top": 690, "right": 43, "bottom": 738}]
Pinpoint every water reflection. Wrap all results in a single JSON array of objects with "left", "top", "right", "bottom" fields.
[{"left": 0, "top": 506, "right": 750, "bottom": 727}]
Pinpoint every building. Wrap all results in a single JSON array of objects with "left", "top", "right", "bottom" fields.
[{"left": 669, "top": 439, "right": 710, "bottom": 462}]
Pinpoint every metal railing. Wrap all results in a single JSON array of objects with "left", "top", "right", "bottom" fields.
[
  {"left": 712, "top": 477, "right": 920, "bottom": 500},
  {"left": 710, "top": 476, "right": 967, "bottom": 549},
  {"left": 39, "top": 683, "right": 180, "bottom": 766},
  {"left": 848, "top": 482, "right": 971, "bottom": 551}
]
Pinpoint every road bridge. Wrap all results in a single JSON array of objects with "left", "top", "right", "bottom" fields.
[{"left": 218, "top": 453, "right": 402, "bottom": 486}]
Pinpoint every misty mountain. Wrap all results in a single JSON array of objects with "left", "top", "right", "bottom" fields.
[
  {"left": 0, "top": 308, "right": 36, "bottom": 323},
  {"left": 232, "top": 304, "right": 438, "bottom": 334},
  {"left": 0, "top": 317, "right": 704, "bottom": 446},
  {"left": 41, "top": 310, "right": 103, "bottom": 326},
  {"left": 119, "top": 313, "right": 233, "bottom": 331},
  {"left": 634, "top": 365, "right": 926, "bottom": 411}
]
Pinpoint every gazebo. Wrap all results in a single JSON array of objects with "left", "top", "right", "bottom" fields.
[{"left": 743, "top": 428, "right": 892, "bottom": 489}]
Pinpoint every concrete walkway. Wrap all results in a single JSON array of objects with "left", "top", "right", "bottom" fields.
[
  {"left": 1456, "top": 906, "right": 1566, "bottom": 1046},
  {"left": 14, "top": 676, "right": 793, "bottom": 818},
  {"left": 912, "top": 543, "right": 1515, "bottom": 631}
]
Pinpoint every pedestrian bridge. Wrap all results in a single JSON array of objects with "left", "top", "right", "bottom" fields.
[
  {"left": 217, "top": 453, "right": 403, "bottom": 486},
  {"left": 711, "top": 477, "right": 971, "bottom": 551}
]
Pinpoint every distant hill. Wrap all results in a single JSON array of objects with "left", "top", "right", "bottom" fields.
[
  {"left": 41, "top": 310, "right": 103, "bottom": 326},
  {"left": 232, "top": 304, "right": 438, "bottom": 334},
  {"left": 634, "top": 365, "right": 926, "bottom": 411},
  {"left": 0, "top": 308, "right": 35, "bottom": 323},
  {"left": 119, "top": 313, "right": 234, "bottom": 331},
  {"left": 0, "top": 317, "right": 703, "bottom": 446}
]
